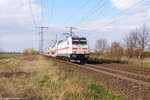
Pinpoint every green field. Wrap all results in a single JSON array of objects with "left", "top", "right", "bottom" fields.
[
  {"left": 89, "top": 58, "right": 150, "bottom": 67},
  {"left": 0, "top": 54, "right": 21, "bottom": 59},
  {"left": 127, "top": 62, "right": 150, "bottom": 67}
]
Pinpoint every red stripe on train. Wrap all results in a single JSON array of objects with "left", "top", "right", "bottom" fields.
[
  {"left": 72, "top": 48, "right": 78, "bottom": 50},
  {"left": 48, "top": 47, "right": 69, "bottom": 53}
]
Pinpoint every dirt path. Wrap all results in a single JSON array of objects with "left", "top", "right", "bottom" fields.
[{"left": 0, "top": 58, "right": 14, "bottom": 63}]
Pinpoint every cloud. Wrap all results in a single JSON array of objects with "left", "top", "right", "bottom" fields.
[
  {"left": 110, "top": 0, "right": 145, "bottom": 10},
  {"left": 0, "top": 0, "right": 42, "bottom": 52}
]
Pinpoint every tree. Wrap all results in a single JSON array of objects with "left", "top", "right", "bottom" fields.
[
  {"left": 137, "top": 24, "right": 150, "bottom": 58},
  {"left": 109, "top": 41, "right": 123, "bottom": 59},
  {"left": 95, "top": 38, "right": 108, "bottom": 52},
  {"left": 123, "top": 29, "right": 138, "bottom": 58}
]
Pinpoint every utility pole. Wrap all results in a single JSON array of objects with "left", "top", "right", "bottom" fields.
[
  {"left": 65, "top": 27, "right": 77, "bottom": 36},
  {"left": 36, "top": 26, "right": 48, "bottom": 54},
  {"left": 55, "top": 34, "right": 57, "bottom": 43}
]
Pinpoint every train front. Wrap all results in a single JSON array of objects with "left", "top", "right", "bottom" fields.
[{"left": 71, "top": 37, "right": 90, "bottom": 62}]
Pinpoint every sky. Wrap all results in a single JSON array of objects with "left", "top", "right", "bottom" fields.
[{"left": 0, "top": 0, "right": 150, "bottom": 52}]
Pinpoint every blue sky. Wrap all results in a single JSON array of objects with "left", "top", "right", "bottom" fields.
[{"left": 0, "top": 0, "right": 150, "bottom": 52}]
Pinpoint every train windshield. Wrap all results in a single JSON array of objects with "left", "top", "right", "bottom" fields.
[{"left": 72, "top": 38, "right": 87, "bottom": 45}]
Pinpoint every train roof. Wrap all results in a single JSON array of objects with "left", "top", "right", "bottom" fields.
[{"left": 67, "top": 36, "right": 86, "bottom": 39}]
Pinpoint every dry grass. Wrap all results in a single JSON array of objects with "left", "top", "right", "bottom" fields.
[{"left": 0, "top": 55, "right": 123, "bottom": 100}]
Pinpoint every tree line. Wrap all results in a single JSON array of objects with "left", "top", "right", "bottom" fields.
[{"left": 94, "top": 24, "right": 150, "bottom": 59}]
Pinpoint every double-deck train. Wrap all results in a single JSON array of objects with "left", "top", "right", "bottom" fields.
[{"left": 44, "top": 36, "right": 90, "bottom": 63}]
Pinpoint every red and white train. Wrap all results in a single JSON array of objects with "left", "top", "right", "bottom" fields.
[{"left": 44, "top": 36, "right": 90, "bottom": 63}]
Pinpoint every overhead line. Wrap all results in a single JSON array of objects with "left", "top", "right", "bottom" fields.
[
  {"left": 75, "top": 0, "right": 109, "bottom": 26},
  {"left": 41, "top": 0, "right": 46, "bottom": 25},
  {"left": 28, "top": 0, "right": 37, "bottom": 28},
  {"left": 83, "top": 4, "right": 149, "bottom": 36},
  {"left": 63, "top": 0, "right": 90, "bottom": 25},
  {"left": 93, "top": 0, "right": 123, "bottom": 20},
  {"left": 84, "top": 0, "right": 105, "bottom": 17},
  {"left": 98, "top": 0, "right": 146, "bottom": 26},
  {"left": 102, "top": 6, "right": 150, "bottom": 29},
  {"left": 49, "top": 0, "right": 55, "bottom": 25}
]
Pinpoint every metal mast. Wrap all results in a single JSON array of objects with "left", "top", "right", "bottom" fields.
[
  {"left": 36, "top": 26, "right": 48, "bottom": 54},
  {"left": 65, "top": 27, "right": 77, "bottom": 36}
]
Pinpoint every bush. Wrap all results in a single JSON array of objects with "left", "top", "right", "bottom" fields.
[
  {"left": 141, "top": 51, "right": 150, "bottom": 58},
  {"left": 23, "top": 48, "right": 37, "bottom": 55}
]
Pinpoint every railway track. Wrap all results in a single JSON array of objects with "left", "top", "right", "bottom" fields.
[
  {"left": 55, "top": 59, "right": 150, "bottom": 88},
  {"left": 46, "top": 57, "right": 150, "bottom": 99},
  {"left": 85, "top": 64, "right": 150, "bottom": 83},
  {"left": 100, "top": 63, "right": 150, "bottom": 76},
  {"left": 68, "top": 63, "right": 150, "bottom": 88}
]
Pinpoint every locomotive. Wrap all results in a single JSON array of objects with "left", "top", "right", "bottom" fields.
[{"left": 44, "top": 35, "right": 90, "bottom": 63}]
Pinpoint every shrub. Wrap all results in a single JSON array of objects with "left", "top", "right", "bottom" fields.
[{"left": 23, "top": 48, "right": 37, "bottom": 55}]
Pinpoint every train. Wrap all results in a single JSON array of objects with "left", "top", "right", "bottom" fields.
[{"left": 44, "top": 35, "right": 90, "bottom": 64}]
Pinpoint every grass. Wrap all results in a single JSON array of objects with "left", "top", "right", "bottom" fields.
[
  {"left": 126, "top": 62, "right": 150, "bottom": 67},
  {"left": 88, "top": 58, "right": 126, "bottom": 64},
  {"left": 89, "top": 58, "right": 150, "bottom": 67},
  {"left": 0, "top": 54, "right": 22, "bottom": 59},
  {"left": 0, "top": 55, "right": 124, "bottom": 100}
]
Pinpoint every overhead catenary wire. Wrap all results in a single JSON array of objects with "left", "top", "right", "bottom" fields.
[
  {"left": 73, "top": 0, "right": 105, "bottom": 27},
  {"left": 28, "top": 0, "right": 37, "bottom": 28},
  {"left": 41, "top": 0, "right": 46, "bottom": 25},
  {"left": 97, "top": 0, "right": 146, "bottom": 26},
  {"left": 75, "top": 0, "right": 109, "bottom": 26},
  {"left": 85, "top": 5, "right": 150, "bottom": 35},
  {"left": 49, "top": 0, "right": 55, "bottom": 25},
  {"left": 63, "top": 0, "right": 90, "bottom": 25},
  {"left": 93, "top": 0, "right": 124, "bottom": 21},
  {"left": 76, "top": 0, "right": 146, "bottom": 27},
  {"left": 102, "top": 6, "right": 150, "bottom": 29},
  {"left": 92, "top": 0, "right": 145, "bottom": 25}
]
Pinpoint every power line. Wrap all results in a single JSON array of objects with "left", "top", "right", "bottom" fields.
[
  {"left": 73, "top": 0, "right": 105, "bottom": 26},
  {"left": 93, "top": 0, "right": 123, "bottom": 20},
  {"left": 49, "top": 0, "right": 55, "bottom": 25},
  {"left": 97, "top": 0, "right": 146, "bottom": 26},
  {"left": 41, "top": 0, "right": 46, "bottom": 25},
  {"left": 75, "top": 0, "right": 109, "bottom": 26},
  {"left": 102, "top": 6, "right": 150, "bottom": 29},
  {"left": 63, "top": 0, "right": 90, "bottom": 25},
  {"left": 28, "top": 0, "right": 37, "bottom": 28},
  {"left": 86, "top": 5, "right": 150, "bottom": 35}
]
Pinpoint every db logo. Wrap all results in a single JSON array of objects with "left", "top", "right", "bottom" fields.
[{"left": 79, "top": 48, "right": 81, "bottom": 50}]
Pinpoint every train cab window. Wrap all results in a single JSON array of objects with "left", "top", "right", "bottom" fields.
[
  {"left": 67, "top": 41, "right": 69, "bottom": 45},
  {"left": 80, "top": 40, "right": 87, "bottom": 44},
  {"left": 72, "top": 38, "right": 87, "bottom": 45}
]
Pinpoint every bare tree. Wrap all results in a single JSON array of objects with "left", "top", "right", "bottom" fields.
[
  {"left": 123, "top": 29, "right": 138, "bottom": 58},
  {"left": 137, "top": 24, "right": 150, "bottom": 58},
  {"left": 95, "top": 38, "right": 108, "bottom": 52},
  {"left": 123, "top": 24, "right": 150, "bottom": 58}
]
